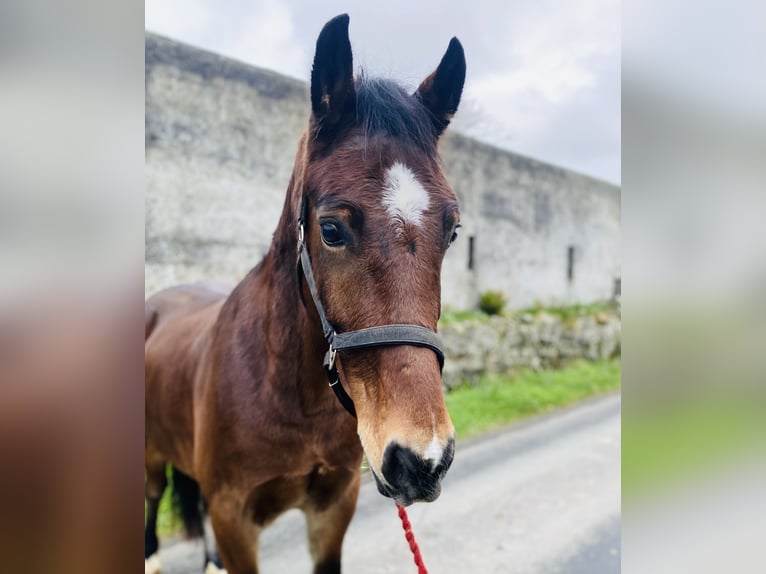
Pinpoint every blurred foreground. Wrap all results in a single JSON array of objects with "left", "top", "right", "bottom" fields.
[
  {"left": 0, "top": 2, "right": 144, "bottom": 573},
  {"left": 0, "top": 0, "right": 764, "bottom": 572},
  {"left": 623, "top": 0, "right": 766, "bottom": 571}
]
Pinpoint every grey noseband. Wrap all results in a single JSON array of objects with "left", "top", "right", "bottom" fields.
[{"left": 297, "top": 199, "right": 445, "bottom": 418}]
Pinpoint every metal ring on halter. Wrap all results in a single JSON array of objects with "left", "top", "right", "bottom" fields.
[{"left": 327, "top": 345, "right": 337, "bottom": 370}]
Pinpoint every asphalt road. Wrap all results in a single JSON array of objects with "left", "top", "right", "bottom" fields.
[{"left": 158, "top": 393, "right": 621, "bottom": 573}]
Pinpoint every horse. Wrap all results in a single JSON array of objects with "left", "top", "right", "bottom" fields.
[{"left": 145, "top": 13, "right": 466, "bottom": 573}]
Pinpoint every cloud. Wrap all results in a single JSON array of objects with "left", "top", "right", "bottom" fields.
[
  {"left": 145, "top": 0, "right": 307, "bottom": 79},
  {"left": 217, "top": 0, "right": 307, "bottom": 80},
  {"left": 453, "top": 0, "right": 620, "bottom": 182},
  {"left": 145, "top": 0, "right": 213, "bottom": 42},
  {"left": 144, "top": 0, "right": 621, "bottom": 183}
]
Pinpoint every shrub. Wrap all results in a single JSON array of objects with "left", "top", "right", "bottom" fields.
[{"left": 479, "top": 290, "right": 506, "bottom": 315}]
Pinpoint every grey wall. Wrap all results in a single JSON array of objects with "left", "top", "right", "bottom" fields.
[
  {"left": 146, "top": 33, "right": 620, "bottom": 310},
  {"left": 440, "top": 136, "right": 621, "bottom": 309}
]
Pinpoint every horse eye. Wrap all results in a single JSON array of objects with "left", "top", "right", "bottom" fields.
[
  {"left": 320, "top": 222, "right": 344, "bottom": 247},
  {"left": 450, "top": 224, "right": 461, "bottom": 244}
]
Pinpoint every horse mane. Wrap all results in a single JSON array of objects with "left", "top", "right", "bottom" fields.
[{"left": 354, "top": 74, "right": 437, "bottom": 155}]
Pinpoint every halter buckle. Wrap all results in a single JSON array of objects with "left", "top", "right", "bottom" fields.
[
  {"left": 327, "top": 344, "right": 337, "bottom": 370},
  {"left": 296, "top": 223, "right": 305, "bottom": 264}
]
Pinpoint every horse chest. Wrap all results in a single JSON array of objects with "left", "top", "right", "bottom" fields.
[{"left": 247, "top": 463, "right": 357, "bottom": 527}]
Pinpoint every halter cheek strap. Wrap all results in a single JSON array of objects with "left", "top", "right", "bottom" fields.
[{"left": 297, "top": 198, "right": 445, "bottom": 418}]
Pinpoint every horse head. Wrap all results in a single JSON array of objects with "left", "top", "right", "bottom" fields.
[{"left": 296, "top": 14, "right": 465, "bottom": 506}]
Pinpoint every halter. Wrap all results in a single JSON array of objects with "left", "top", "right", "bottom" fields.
[{"left": 297, "top": 198, "right": 445, "bottom": 418}]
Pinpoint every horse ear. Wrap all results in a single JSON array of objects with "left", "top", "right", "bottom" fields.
[
  {"left": 310, "top": 14, "right": 355, "bottom": 138},
  {"left": 415, "top": 37, "right": 466, "bottom": 136}
]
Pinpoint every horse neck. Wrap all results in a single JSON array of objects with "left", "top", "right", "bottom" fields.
[{"left": 232, "top": 141, "right": 334, "bottom": 410}]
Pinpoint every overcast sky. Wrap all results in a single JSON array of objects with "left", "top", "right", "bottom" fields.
[{"left": 146, "top": 0, "right": 621, "bottom": 184}]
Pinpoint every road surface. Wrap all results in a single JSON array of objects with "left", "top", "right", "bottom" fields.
[{"left": 158, "top": 393, "right": 621, "bottom": 573}]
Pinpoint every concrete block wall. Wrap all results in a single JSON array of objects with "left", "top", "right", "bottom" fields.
[{"left": 145, "top": 33, "right": 620, "bottom": 310}]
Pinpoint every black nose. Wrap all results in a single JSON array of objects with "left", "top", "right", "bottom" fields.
[{"left": 380, "top": 439, "right": 455, "bottom": 505}]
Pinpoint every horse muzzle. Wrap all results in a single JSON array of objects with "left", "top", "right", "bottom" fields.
[{"left": 372, "top": 438, "right": 455, "bottom": 506}]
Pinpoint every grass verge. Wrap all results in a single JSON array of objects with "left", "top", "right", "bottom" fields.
[
  {"left": 622, "top": 398, "right": 766, "bottom": 500},
  {"left": 446, "top": 359, "right": 621, "bottom": 439},
  {"left": 438, "top": 300, "right": 619, "bottom": 327}
]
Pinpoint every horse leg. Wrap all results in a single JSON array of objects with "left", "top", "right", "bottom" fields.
[
  {"left": 303, "top": 472, "right": 361, "bottom": 574},
  {"left": 202, "top": 516, "right": 224, "bottom": 572},
  {"left": 207, "top": 493, "right": 259, "bottom": 574},
  {"left": 144, "top": 460, "right": 166, "bottom": 573}
]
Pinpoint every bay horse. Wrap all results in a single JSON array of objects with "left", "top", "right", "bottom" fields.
[{"left": 145, "top": 14, "right": 466, "bottom": 574}]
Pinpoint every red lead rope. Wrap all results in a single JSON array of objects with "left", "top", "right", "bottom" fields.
[{"left": 396, "top": 503, "right": 429, "bottom": 574}]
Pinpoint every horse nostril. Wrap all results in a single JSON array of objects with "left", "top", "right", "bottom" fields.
[
  {"left": 437, "top": 437, "right": 456, "bottom": 475},
  {"left": 380, "top": 442, "right": 411, "bottom": 490}
]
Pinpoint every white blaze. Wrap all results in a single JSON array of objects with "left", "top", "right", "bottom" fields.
[
  {"left": 382, "top": 162, "right": 430, "bottom": 228},
  {"left": 423, "top": 434, "right": 444, "bottom": 466}
]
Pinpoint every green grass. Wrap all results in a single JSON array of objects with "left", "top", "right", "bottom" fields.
[
  {"left": 622, "top": 399, "right": 766, "bottom": 499},
  {"left": 438, "top": 308, "right": 493, "bottom": 325},
  {"left": 446, "top": 359, "right": 621, "bottom": 438},
  {"left": 519, "top": 301, "right": 619, "bottom": 322},
  {"left": 155, "top": 487, "right": 181, "bottom": 538},
  {"left": 438, "top": 300, "right": 618, "bottom": 328},
  {"left": 145, "top": 465, "right": 183, "bottom": 538}
]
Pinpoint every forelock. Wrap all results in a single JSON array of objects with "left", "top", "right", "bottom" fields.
[{"left": 355, "top": 74, "right": 436, "bottom": 154}]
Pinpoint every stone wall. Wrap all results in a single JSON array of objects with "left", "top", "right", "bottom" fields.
[
  {"left": 146, "top": 33, "right": 621, "bottom": 310},
  {"left": 439, "top": 311, "right": 621, "bottom": 390}
]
